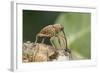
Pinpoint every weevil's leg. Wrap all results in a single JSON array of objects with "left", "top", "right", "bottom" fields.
[
  {"left": 41, "top": 37, "right": 45, "bottom": 44},
  {"left": 35, "top": 36, "right": 38, "bottom": 44},
  {"left": 60, "top": 35, "right": 66, "bottom": 49},
  {"left": 68, "top": 49, "right": 73, "bottom": 60},
  {"left": 62, "top": 29, "right": 72, "bottom": 60},
  {"left": 61, "top": 30, "right": 68, "bottom": 48},
  {"left": 69, "top": 53, "right": 73, "bottom": 60},
  {"left": 56, "top": 35, "right": 62, "bottom": 48},
  {"left": 50, "top": 37, "right": 56, "bottom": 50},
  {"left": 57, "top": 35, "right": 66, "bottom": 49},
  {"left": 65, "top": 48, "right": 72, "bottom": 60}
]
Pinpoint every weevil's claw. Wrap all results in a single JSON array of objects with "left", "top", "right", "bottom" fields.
[
  {"left": 65, "top": 48, "right": 71, "bottom": 53},
  {"left": 64, "top": 48, "right": 73, "bottom": 60}
]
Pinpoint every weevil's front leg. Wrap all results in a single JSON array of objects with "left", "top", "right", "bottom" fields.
[
  {"left": 57, "top": 35, "right": 72, "bottom": 59},
  {"left": 50, "top": 36, "right": 56, "bottom": 50},
  {"left": 65, "top": 48, "right": 72, "bottom": 60},
  {"left": 61, "top": 30, "right": 68, "bottom": 48},
  {"left": 69, "top": 52, "right": 73, "bottom": 60},
  {"left": 56, "top": 34, "right": 66, "bottom": 49},
  {"left": 61, "top": 29, "right": 72, "bottom": 60},
  {"left": 35, "top": 36, "right": 38, "bottom": 44},
  {"left": 56, "top": 34, "right": 62, "bottom": 48}
]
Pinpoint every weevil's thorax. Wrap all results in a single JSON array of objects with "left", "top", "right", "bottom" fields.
[{"left": 53, "top": 24, "right": 64, "bottom": 33}]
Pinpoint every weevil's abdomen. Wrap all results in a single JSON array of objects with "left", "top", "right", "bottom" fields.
[
  {"left": 37, "top": 24, "right": 63, "bottom": 38},
  {"left": 37, "top": 25, "right": 56, "bottom": 37}
]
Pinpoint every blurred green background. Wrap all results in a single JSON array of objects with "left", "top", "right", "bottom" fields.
[{"left": 23, "top": 10, "right": 91, "bottom": 60}]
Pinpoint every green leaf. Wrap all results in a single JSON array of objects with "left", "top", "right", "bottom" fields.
[{"left": 54, "top": 12, "right": 91, "bottom": 59}]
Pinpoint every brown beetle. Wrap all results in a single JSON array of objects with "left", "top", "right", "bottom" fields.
[{"left": 35, "top": 24, "right": 72, "bottom": 60}]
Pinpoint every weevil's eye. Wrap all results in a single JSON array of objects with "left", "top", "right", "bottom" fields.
[
  {"left": 60, "top": 26, "right": 64, "bottom": 31},
  {"left": 53, "top": 24, "right": 62, "bottom": 29}
]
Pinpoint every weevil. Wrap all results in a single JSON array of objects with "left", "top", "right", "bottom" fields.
[{"left": 35, "top": 24, "right": 72, "bottom": 60}]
